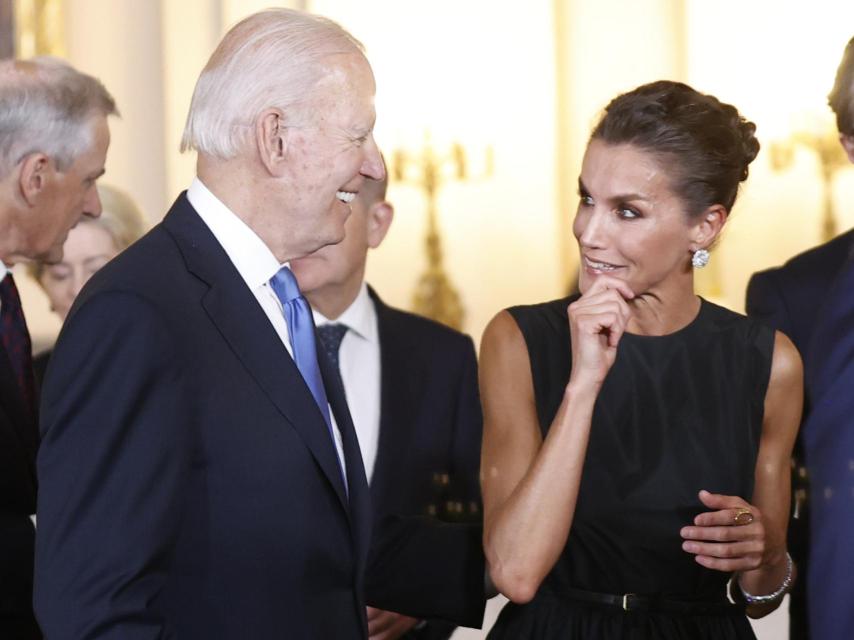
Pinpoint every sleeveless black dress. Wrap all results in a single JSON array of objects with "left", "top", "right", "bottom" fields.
[{"left": 487, "top": 296, "right": 774, "bottom": 640}]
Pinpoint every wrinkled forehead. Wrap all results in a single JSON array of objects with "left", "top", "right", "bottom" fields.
[{"left": 299, "top": 53, "right": 377, "bottom": 123}]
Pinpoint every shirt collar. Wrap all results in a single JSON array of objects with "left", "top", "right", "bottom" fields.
[
  {"left": 186, "top": 177, "right": 283, "bottom": 290},
  {"left": 313, "top": 282, "right": 378, "bottom": 343},
  {"left": 0, "top": 260, "right": 8, "bottom": 281}
]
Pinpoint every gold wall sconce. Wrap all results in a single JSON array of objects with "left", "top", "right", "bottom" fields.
[
  {"left": 770, "top": 117, "right": 850, "bottom": 243},
  {"left": 391, "top": 135, "right": 493, "bottom": 331},
  {"left": 14, "top": 0, "right": 65, "bottom": 57}
]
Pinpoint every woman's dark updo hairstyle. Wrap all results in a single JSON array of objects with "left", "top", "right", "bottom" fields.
[{"left": 590, "top": 80, "right": 760, "bottom": 218}]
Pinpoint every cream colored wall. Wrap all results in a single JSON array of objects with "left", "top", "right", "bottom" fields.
[
  {"left": 22, "top": 0, "right": 854, "bottom": 351},
  {"left": 160, "top": 0, "right": 222, "bottom": 201},
  {"left": 685, "top": 0, "right": 854, "bottom": 312},
  {"left": 309, "top": 0, "right": 562, "bottom": 342}
]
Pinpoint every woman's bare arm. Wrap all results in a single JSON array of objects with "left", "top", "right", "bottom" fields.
[{"left": 481, "top": 279, "right": 632, "bottom": 603}]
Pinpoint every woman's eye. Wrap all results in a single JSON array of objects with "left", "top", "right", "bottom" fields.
[
  {"left": 579, "top": 195, "right": 594, "bottom": 207},
  {"left": 45, "top": 270, "right": 70, "bottom": 282},
  {"left": 618, "top": 207, "right": 639, "bottom": 219}
]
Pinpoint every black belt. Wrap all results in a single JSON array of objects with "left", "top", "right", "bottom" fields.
[{"left": 555, "top": 587, "right": 743, "bottom": 615}]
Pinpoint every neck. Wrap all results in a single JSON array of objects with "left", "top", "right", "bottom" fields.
[
  {"left": 0, "top": 184, "right": 20, "bottom": 267},
  {"left": 0, "top": 194, "right": 27, "bottom": 265},
  {"left": 304, "top": 272, "right": 365, "bottom": 321},
  {"left": 625, "top": 272, "right": 700, "bottom": 336},
  {"left": 197, "top": 157, "right": 302, "bottom": 264}
]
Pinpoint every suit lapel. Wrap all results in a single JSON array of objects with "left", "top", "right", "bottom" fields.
[{"left": 162, "top": 195, "right": 349, "bottom": 511}]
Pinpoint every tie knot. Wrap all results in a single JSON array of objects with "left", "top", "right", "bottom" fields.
[
  {"left": 270, "top": 266, "right": 302, "bottom": 303},
  {"left": 317, "top": 323, "right": 349, "bottom": 356}
]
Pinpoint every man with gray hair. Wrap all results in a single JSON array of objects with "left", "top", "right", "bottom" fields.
[
  {"left": 35, "top": 9, "right": 484, "bottom": 639},
  {"left": 0, "top": 57, "right": 114, "bottom": 639}
]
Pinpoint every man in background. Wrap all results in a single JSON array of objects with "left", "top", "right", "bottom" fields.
[
  {"left": 746, "top": 35, "right": 854, "bottom": 640},
  {"left": 291, "top": 169, "right": 483, "bottom": 640},
  {"left": 0, "top": 57, "right": 113, "bottom": 639}
]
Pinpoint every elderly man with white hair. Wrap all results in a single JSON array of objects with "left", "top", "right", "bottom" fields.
[
  {"left": 35, "top": 9, "right": 484, "bottom": 640},
  {"left": 0, "top": 57, "right": 114, "bottom": 639}
]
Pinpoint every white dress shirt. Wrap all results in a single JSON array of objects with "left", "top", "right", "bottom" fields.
[
  {"left": 187, "top": 178, "right": 347, "bottom": 476},
  {"left": 313, "top": 283, "right": 381, "bottom": 482}
]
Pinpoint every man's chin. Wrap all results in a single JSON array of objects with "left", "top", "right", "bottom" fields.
[
  {"left": 40, "top": 246, "right": 65, "bottom": 265},
  {"left": 323, "top": 222, "right": 347, "bottom": 248}
]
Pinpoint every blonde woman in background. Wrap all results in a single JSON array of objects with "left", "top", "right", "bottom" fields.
[{"left": 29, "top": 183, "right": 146, "bottom": 382}]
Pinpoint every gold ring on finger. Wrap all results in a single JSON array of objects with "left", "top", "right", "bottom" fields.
[{"left": 733, "top": 507, "right": 754, "bottom": 526}]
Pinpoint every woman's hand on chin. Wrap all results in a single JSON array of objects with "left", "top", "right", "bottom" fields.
[{"left": 567, "top": 275, "right": 635, "bottom": 389}]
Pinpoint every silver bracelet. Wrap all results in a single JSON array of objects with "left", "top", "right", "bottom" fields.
[{"left": 738, "top": 552, "right": 794, "bottom": 604}]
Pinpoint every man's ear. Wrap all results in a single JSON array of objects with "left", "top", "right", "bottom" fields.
[
  {"left": 840, "top": 133, "right": 854, "bottom": 164},
  {"left": 366, "top": 201, "right": 394, "bottom": 249},
  {"left": 690, "top": 204, "right": 728, "bottom": 252},
  {"left": 18, "top": 153, "right": 51, "bottom": 206},
  {"left": 256, "top": 109, "right": 288, "bottom": 176}
]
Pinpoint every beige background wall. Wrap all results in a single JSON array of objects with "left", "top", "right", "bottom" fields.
[{"left": 20, "top": 0, "right": 854, "bottom": 353}]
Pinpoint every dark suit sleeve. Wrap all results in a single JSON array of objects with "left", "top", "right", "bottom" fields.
[
  {"left": 745, "top": 270, "right": 792, "bottom": 336},
  {"left": 35, "top": 292, "right": 190, "bottom": 639},
  {"left": 366, "top": 516, "right": 485, "bottom": 628},
  {"left": 365, "top": 335, "right": 486, "bottom": 631},
  {"left": 451, "top": 336, "right": 483, "bottom": 513},
  {"left": 0, "top": 407, "right": 36, "bottom": 515}
]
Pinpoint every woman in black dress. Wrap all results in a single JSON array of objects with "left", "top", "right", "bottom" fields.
[{"left": 480, "top": 81, "right": 802, "bottom": 639}]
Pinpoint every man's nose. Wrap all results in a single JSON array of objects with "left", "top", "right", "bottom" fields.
[
  {"left": 361, "top": 136, "right": 385, "bottom": 180},
  {"left": 83, "top": 186, "right": 103, "bottom": 219}
]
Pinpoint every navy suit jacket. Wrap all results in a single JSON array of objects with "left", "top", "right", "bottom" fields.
[
  {"left": 745, "top": 228, "right": 853, "bottom": 639},
  {"left": 369, "top": 289, "right": 482, "bottom": 524},
  {"left": 746, "top": 228, "right": 854, "bottom": 364},
  {"left": 35, "top": 195, "right": 375, "bottom": 639},
  {"left": 365, "top": 291, "right": 483, "bottom": 639},
  {"left": 0, "top": 341, "right": 39, "bottom": 636},
  {"left": 802, "top": 255, "right": 854, "bottom": 640}
]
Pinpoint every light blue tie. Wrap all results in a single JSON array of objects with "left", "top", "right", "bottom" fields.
[{"left": 270, "top": 266, "right": 346, "bottom": 487}]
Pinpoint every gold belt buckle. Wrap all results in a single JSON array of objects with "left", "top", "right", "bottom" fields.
[{"left": 622, "top": 593, "right": 635, "bottom": 611}]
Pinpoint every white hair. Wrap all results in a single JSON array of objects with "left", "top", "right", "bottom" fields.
[
  {"left": 181, "top": 8, "right": 365, "bottom": 159},
  {"left": 0, "top": 57, "right": 117, "bottom": 179}
]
